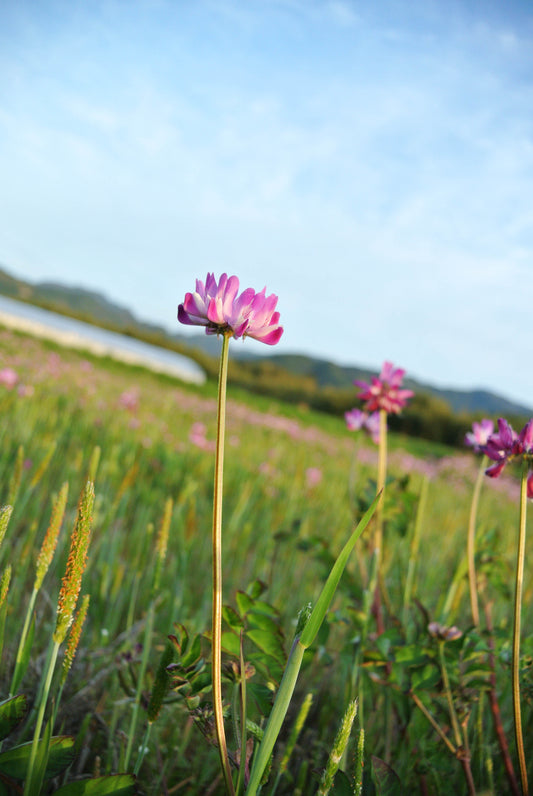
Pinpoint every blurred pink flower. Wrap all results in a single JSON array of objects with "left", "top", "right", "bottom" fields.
[
  {"left": 465, "top": 418, "right": 494, "bottom": 452},
  {"left": 0, "top": 367, "right": 18, "bottom": 389},
  {"left": 482, "top": 418, "right": 533, "bottom": 496},
  {"left": 345, "top": 408, "right": 367, "bottom": 431},
  {"left": 305, "top": 467, "right": 322, "bottom": 487},
  {"left": 178, "top": 272, "right": 283, "bottom": 345},
  {"left": 189, "top": 422, "right": 215, "bottom": 452},
  {"left": 345, "top": 408, "right": 381, "bottom": 444},
  {"left": 119, "top": 389, "right": 139, "bottom": 413},
  {"left": 17, "top": 384, "right": 34, "bottom": 397},
  {"left": 354, "top": 361, "right": 414, "bottom": 414}
]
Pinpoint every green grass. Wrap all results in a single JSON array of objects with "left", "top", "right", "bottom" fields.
[{"left": 0, "top": 325, "right": 531, "bottom": 795}]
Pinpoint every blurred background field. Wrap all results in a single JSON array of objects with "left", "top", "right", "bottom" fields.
[{"left": 1, "top": 323, "right": 530, "bottom": 794}]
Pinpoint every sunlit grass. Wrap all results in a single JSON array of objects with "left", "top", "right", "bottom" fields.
[{"left": 0, "top": 325, "right": 530, "bottom": 794}]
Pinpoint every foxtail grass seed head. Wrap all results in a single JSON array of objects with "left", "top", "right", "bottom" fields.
[
  {"left": 86, "top": 445, "right": 101, "bottom": 483},
  {"left": 156, "top": 498, "right": 172, "bottom": 563},
  {"left": 34, "top": 482, "right": 69, "bottom": 591},
  {"left": 7, "top": 445, "right": 24, "bottom": 507},
  {"left": 318, "top": 699, "right": 358, "bottom": 796},
  {"left": 147, "top": 640, "right": 175, "bottom": 723},
  {"left": 279, "top": 693, "right": 313, "bottom": 775},
  {"left": 0, "top": 565, "right": 12, "bottom": 608},
  {"left": 153, "top": 498, "right": 172, "bottom": 594},
  {"left": 61, "top": 593, "right": 90, "bottom": 686},
  {"left": 54, "top": 482, "right": 94, "bottom": 644},
  {"left": 354, "top": 728, "right": 365, "bottom": 796},
  {"left": 0, "top": 505, "right": 13, "bottom": 550},
  {"left": 29, "top": 440, "right": 57, "bottom": 489}
]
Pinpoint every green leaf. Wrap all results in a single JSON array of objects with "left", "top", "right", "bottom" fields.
[
  {"left": 0, "top": 735, "right": 76, "bottom": 780},
  {"left": 247, "top": 612, "right": 281, "bottom": 635},
  {"left": 411, "top": 664, "right": 441, "bottom": 691},
  {"left": 0, "top": 695, "right": 28, "bottom": 741},
  {"left": 235, "top": 590, "right": 254, "bottom": 615},
  {"left": 331, "top": 770, "right": 354, "bottom": 795},
  {"left": 222, "top": 604, "right": 243, "bottom": 630},
  {"left": 371, "top": 756, "right": 402, "bottom": 796},
  {"left": 300, "top": 493, "right": 380, "bottom": 650},
  {"left": 221, "top": 631, "right": 241, "bottom": 656},
  {"left": 247, "top": 629, "right": 285, "bottom": 663},
  {"left": 52, "top": 774, "right": 137, "bottom": 795},
  {"left": 180, "top": 633, "right": 202, "bottom": 668},
  {"left": 246, "top": 580, "right": 266, "bottom": 599},
  {"left": 394, "top": 645, "right": 430, "bottom": 666}
]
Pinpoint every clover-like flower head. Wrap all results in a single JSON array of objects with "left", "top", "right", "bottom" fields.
[{"left": 178, "top": 272, "right": 283, "bottom": 345}]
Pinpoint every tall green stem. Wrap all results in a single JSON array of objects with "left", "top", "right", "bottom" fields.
[
  {"left": 375, "top": 409, "right": 388, "bottom": 562},
  {"left": 23, "top": 639, "right": 60, "bottom": 796},
  {"left": 467, "top": 455, "right": 486, "bottom": 627},
  {"left": 512, "top": 465, "right": 529, "bottom": 796},
  {"left": 212, "top": 333, "right": 235, "bottom": 796}
]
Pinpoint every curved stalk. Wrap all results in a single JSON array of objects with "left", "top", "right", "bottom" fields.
[
  {"left": 512, "top": 464, "right": 529, "bottom": 796},
  {"left": 467, "top": 455, "right": 486, "bottom": 627},
  {"left": 212, "top": 333, "right": 235, "bottom": 796}
]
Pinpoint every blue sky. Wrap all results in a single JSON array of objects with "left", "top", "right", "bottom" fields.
[{"left": 1, "top": 0, "right": 532, "bottom": 408}]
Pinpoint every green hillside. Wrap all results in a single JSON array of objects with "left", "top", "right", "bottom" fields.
[{"left": 0, "top": 263, "right": 531, "bottom": 433}]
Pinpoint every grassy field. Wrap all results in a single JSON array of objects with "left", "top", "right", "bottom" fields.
[{"left": 0, "top": 325, "right": 531, "bottom": 795}]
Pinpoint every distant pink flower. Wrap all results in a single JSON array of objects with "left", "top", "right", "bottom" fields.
[
  {"left": 119, "top": 389, "right": 139, "bottom": 413},
  {"left": 345, "top": 408, "right": 381, "bottom": 444},
  {"left": 305, "top": 467, "right": 322, "bottom": 487},
  {"left": 345, "top": 408, "right": 367, "bottom": 431},
  {"left": 189, "top": 421, "right": 215, "bottom": 452},
  {"left": 354, "top": 361, "right": 414, "bottom": 414},
  {"left": 178, "top": 272, "right": 283, "bottom": 345},
  {"left": 17, "top": 384, "right": 34, "bottom": 397},
  {"left": 0, "top": 367, "right": 18, "bottom": 389},
  {"left": 481, "top": 418, "right": 533, "bottom": 495},
  {"left": 364, "top": 412, "right": 381, "bottom": 444},
  {"left": 465, "top": 419, "right": 494, "bottom": 452}
]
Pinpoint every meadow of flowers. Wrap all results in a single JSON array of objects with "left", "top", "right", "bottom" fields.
[{"left": 0, "top": 276, "right": 531, "bottom": 796}]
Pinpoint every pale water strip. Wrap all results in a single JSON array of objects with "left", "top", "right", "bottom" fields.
[{"left": 0, "top": 294, "right": 206, "bottom": 385}]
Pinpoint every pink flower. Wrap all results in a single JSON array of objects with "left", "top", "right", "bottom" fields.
[
  {"left": 364, "top": 411, "right": 381, "bottom": 444},
  {"left": 178, "top": 272, "right": 283, "bottom": 345},
  {"left": 465, "top": 419, "right": 494, "bottom": 453},
  {"left": 0, "top": 367, "right": 18, "bottom": 389},
  {"left": 345, "top": 408, "right": 367, "bottom": 431},
  {"left": 345, "top": 408, "right": 381, "bottom": 444},
  {"left": 354, "top": 361, "right": 414, "bottom": 414},
  {"left": 482, "top": 418, "right": 533, "bottom": 485},
  {"left": 119, "top": 389, "right": 140, "bottom": 413},
  {"left": 305, "top": 467, "right": 322, "bottom": 488}
]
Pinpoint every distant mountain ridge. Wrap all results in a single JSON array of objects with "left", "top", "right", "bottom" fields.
[
  {"left": 197, "top": 341, "right": 531, "bottom": 417},
  {"left": 0, "top": 263, "right": 530, "bottom": 417}
]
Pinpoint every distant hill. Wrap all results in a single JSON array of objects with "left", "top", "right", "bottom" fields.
[
  {"left": 185, "top": 336, "right": 532, "bottom": 417},
  {"left": 0, "top": 263, "right": 531, "bottom": 418}
]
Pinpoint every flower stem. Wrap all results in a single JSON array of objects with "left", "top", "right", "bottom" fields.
[
  {"left": 375, "top": 409, "right": 388, "bottom": 561},
  {"left": 467, "top": 455, "right": 486, "bottom": 627},
  {"left": 512, "top": 464, "right": 529, "bottom": 796},
  {"left": 212, "top": 332, "right": 235, "bottom": 796},
  {"left": 372, "top": 409, "right": 388, "bottom": 636}
]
